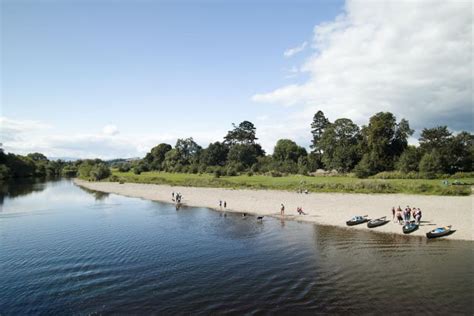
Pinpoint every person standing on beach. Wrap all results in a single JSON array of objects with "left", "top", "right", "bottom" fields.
[
  {"left": 280, "top": 203, "right": 285, "bottom": 216},
  {"left": 224, "top": 201, "right": 227, "bottom": 208},
  {"left": 219, "top": 200, "right": 222, "bottom": 208},
  {"left": 391, "top": 207, "right": 396, "bottom": 220}
]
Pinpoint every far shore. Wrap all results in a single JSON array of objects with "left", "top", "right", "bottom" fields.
[{"left": 74, "top": 179, "right": 473, "bottom": 241}]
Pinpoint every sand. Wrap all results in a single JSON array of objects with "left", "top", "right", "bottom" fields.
[{"left": 74, "top": 179, "right": 473, "bottom": 241}]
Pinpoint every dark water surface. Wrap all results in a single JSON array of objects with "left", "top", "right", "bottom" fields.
[{"left": 0, "top": 179, "right": 473, "bottom": 315}]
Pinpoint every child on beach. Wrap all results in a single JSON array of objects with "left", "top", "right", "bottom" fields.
[
  {"left": 280, "top": 203, "right": 285, "bottom": 216},
  {"left": 297, "top": 207, "right": 306, "bottom": 215}
]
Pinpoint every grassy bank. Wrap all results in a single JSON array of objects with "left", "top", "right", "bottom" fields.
[{"left": 107, "top": 171, "right": 472, "bottom": 196}]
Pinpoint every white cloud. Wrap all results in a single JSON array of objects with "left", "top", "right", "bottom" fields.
[
  {"left": 283, "top": 41, "right": 308, "bottom": 57},
  {"left": 0, "top": 116, "right": 224, "bottom": 159},
  {"left": 253, "top": 0, "right": 473, "bottom": 135},
  {"left": 102, "top": 124, "right": 119, "bottom": 136}
]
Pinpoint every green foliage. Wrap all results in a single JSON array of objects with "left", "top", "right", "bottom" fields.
[
  {"left": 273, "top": 139, "right": 307, "bottom": 163},
  {"left": 118, "top": 162, "right": 132, "bottom": 172},
  {"left": 319, "top": 118, "right": 361, "bottom": 172},
  {"left": 224, "top": 121, "right": 258, "bottom": 145},
  {"left": 227, "top": 144, "right": 263, "bottom": 168},
  {"left": 419, "top": 151, "right": 444, "bottom": 178},
  {"left": 61, "top": 165, "right": 78, "bottom": 177},
  {"left": 353, "top": 154, "right": 375, "bottom": 178},
  {"left": 363, "top": 112, "right": 413, "bottom": 173},
  {"left": 396, "top": 146, "right": 421, "bottom": 173},
  {"left": 144, "top": 143, "right": 172, "bottom": 170},
  {"left": 200, "top": 141, "right": 229, "bottom": 166},
  {"left": 111, "top": 170, "right": 472, "bottom": 196},
  {"left": 0, "top": 164, "right": 11, "bottom": 180},
  {"left": 310, "top": 110, "right": 330, "bottom": 154},
  {"left": 77, "top": 160, "right": 96, "bottom": 179},
  {"left": 90, "top": 163, "right": 111, "bottom": 180}
]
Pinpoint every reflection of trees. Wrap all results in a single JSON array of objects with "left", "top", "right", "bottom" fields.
[
  {"left": 0, "top": 178, "right": 60, "bottom": 206},
  {"left": 77, "top": 186, "right": 110, "bottom": 201}
]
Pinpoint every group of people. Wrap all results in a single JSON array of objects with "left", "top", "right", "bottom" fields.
[
  {"left": 392, "top": 206, "right": 422, "bottom": 224},
  {"left": 219, "top": 200, "right": 227, "bottom": 209},
  {"left": 172, "top": 192, "right": 182, "bottom": 203}
]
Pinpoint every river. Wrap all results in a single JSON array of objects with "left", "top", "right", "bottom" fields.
[{"left": 0, "top": 179, "right": 472, "bottom": 314}]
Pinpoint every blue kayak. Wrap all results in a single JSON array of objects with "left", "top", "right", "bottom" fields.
[
  {"left": 426, "top": 225, "right": 453, "bottom": 239},
  {"left": 403, "top": 222, "right": 419, "bottom": 234}
]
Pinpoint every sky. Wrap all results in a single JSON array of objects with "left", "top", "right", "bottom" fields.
[{"left": 1, "top": 0, "right": 472, "bottom": 159}]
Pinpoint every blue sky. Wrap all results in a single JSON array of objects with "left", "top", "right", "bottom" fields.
[{"left": 1, "top": 0, "right": 471, "bottom": 159}]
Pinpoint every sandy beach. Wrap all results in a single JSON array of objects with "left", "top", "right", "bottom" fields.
[{"left": 74, "top": 179, "right": 473, "bottom": 241}]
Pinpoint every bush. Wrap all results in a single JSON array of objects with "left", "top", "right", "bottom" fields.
[
  {"left": 90, "top": 163, "right": 111, "bottom": 180},
  {"left": 247, "top": 171, "right": 254, "bottom": 177},
  {"left": 226, "top": 166, "right": 238, "bottom": 176},
  {"left": 371, "top": 171, "right": 422, "bottom": 179},
  {"left": 118, "top": 163, "right": 131, "bottom": 172},
  {"left": 270, "top": 171, "right": 282, "bottom": 177},
  {"left": 133, "top": 167, "right": 142, "bottom": 175},
  {"left": 450, "top": 172, "right": 474, "bottom": 179},
  {"left": 419, "top": 151, "right": 443, "bottom": 178},
  {"left": 214, "top": 169, "right": 222, "bottom": 178},
  {"left": 0, "top": 164, "right": 10, "bottom": 180},
  {"left": 353, "top": 155, "right": 374, "bottom": 178}
]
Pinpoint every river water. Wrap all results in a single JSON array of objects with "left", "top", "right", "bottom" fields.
[{"left": 0, "top": 179, "right": 472, "bottom": 314}]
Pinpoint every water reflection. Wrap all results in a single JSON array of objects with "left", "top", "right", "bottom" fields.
[
  {"left": 0, "top": 178, "right": 60, "bottom": 207},
  {"left": 77, "top": 186, "right": 110, "bottom": 201},
  {"left": 0, "top": 179, "right": 472, "bottom": 315}
]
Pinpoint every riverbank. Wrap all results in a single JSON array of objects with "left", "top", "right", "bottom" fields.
[
  {"left": 109, "top": 171, "right": 473, "bottom": 196},
  {"left": 74, "top": 179, "right": 473, "bottom": 241}
]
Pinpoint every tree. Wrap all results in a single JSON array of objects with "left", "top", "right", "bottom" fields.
[
  {"left": 90, "top": 163, "right": 111, "bottom": 180},
  {"left": 419, "top": 126, "right": 452, "bottom": 153},
  {"left": 144, "top": 143, "right": 172, "bottom": 170},
  {"left": 175, "top": 137, "right": 202, "bottom": 165},
  {"left": 391, "top": 119, "right": 414, "bottom": 157},
  {"left": 273, "top": 139, "right": 307, "bottom": 163},
  {"left": 310, "top": 110, "right": 330, "bottom": 154},
  {"left": 27, "top": 153, "right": 48, "bottom": 162},
  {"left": 364, "top": 112, "right": 413, "bottom": 173},
  {"left": 447, "top": 131, "right": 473, "bottom": 172},
  {"left": 200, "top": 142, "right": 229, "bottom": 166},
  {"left": 396, "top": 146, "right": 421, "bottom": 173},
  {"left": 319, "top": 118, "right": 361, "bottom": 172},
  {"left": 224, "top": 121, "right": 258, "bottom": 145},
  {"left": 227, "top": 144, "right": 263, "bottom": 168},
  {"left": 162, "top": 149, "right": 181, "bottom": 172},
  {"left": 419, "top": 151, "right": 443, "bottom": 178}
]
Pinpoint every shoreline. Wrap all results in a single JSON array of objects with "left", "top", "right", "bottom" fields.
[{"left": 74, "top": 179, "right": 473, "bottom": 241}]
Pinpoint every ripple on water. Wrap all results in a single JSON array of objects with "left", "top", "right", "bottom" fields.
[{"left": 0, "top": 180, "right": 473, "bottom": 315}]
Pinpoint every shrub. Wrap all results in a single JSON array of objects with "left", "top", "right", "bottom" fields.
[
  {"left": 0, "top": 164, "right": 10, "bottom": 180},
  {"left": 226, "top": 166, "right": 238, "bottom": 176},
  {"left": 270, "top": 171, "right": 282, "bottom": 177},
  {"left": 353, "top": 155, "right": 373, "bottom": 178},
  {"left": 118, "top": 163, "right": 131, "bottom": 172},
  {"left": 90, "top": 163, "right": 111, "bottom": 181},
  {"left": 419, "top": 151, "right": 443, "bottom": 178}
]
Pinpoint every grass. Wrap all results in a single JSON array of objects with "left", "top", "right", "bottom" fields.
[{"left": 107, "top": 170, "right": 473, "bottom": 196}]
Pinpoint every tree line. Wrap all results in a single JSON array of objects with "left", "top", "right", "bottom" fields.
[
  {"left": 1, "top": 110, "right": 471, "bottom": 181},
  {"left": 0, "top": 146, "right": 112, "bottom": 181},
  {"left": 120, "top": 111, "right": 472, "bottom": 178},
  {"left": 0, "top": 150, "right": 66, "bottom": 180}
]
